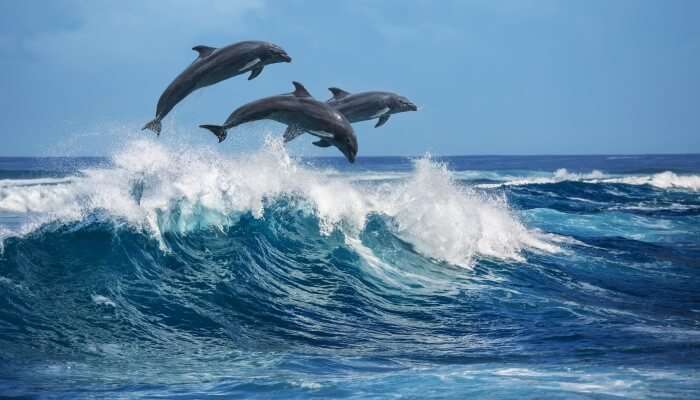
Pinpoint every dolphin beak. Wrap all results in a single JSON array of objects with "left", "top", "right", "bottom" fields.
[
  {"left": 408, "top": 102, "right": 418, "bottom": 111},
  {"left": 281, "top": 53, "right": 292, "bottom": 63},
  {"left": 341, "top": 147, "right": 356, "bottom": 163}
]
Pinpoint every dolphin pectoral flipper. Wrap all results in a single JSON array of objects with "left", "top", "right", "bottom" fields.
[
  {"left": 248, "top": 66, "right": 264, "bottom": 80},
  {"left": 199, "top": 124, "right": 228, "bottom": 143},
  {"left": 192, "top": 45, "right": 217, "bottom": 58},
  {"left": 375, "top": 114, "right": 390, "bottom": 128},
  {"left": 312, "top": 139, "right": 332, "bottom": 148},
  {"left": 283, "top": 125, "right": 305, "bottom": 143}
]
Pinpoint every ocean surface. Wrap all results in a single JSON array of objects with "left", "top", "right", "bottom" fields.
[{"left": 1, "top": 139, "right": 699, "bottom": 399}]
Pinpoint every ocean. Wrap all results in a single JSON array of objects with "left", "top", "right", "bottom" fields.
[{"left": 0, "top": 139, "right": 698, "bottom": 399}]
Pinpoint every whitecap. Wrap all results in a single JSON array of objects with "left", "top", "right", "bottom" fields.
[{"left": 0, "top": 135, "right": 560, "bottom": 267}]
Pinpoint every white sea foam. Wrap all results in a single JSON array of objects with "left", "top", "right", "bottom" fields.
[
  {"left": 0, "top": 137, "right": 558, "bottom": 266},
  {"left": 476, "top": 168, "right": 607, "bottom": 188},
  {"left": 0, "top": 177, "right": 74, "bottom": 188},
  {"left": 602, "top": 171, "right": 700, "bottom": 191},
  {"left": 477, "top": 168, "right": 700, "bottom": 192},
  {"left": 373, "top": 158, "right": 558, "bottom": 265},
  {"left": 91, "top": 294, "right": 116, "bottom": 307}
]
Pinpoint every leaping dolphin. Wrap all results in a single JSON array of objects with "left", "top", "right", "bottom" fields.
[
  {"left": 283, "top": 88, "right": 417, "bottom": 143},
  {"left": 327, "top": 88, "right": 418, "bottom": 127},
  {"left": 143, "top": 40, "right": 292, "bottom": 135},
  {"left": 200, "top": 82, "right": 358, "bottom": 163}
]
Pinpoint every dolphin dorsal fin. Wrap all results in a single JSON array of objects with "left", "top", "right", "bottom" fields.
[
  {"left": 192, "top": 45, "right": 216, "bottom": 58},
  {"left": 328, "top": 87, "right": 350, "bottom": 100},
  {"left": 292, "top": 81, "right": 312, "bottom": 97}
]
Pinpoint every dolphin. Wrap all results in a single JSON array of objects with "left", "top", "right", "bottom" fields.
[
  {"left": 283, "top": 88, "right": 417, "bottom": 143},
  {"left": 200, "top": 82, "right": 358, "bottom": 163},
  {"left": 143, "top": 40, "right": 292, "bottom": 135},
  {"left": 327, "top": 88, "right": 418, "bottom": 127}
]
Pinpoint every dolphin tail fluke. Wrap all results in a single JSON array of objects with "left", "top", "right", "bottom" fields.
[
  {"left": 200, "top": 124, "right": 228, "bottom": 143},
  {"left": 142, "top": 118, "right": 162, "bottom": 135}
]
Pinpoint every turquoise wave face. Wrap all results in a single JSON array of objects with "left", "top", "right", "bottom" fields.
[{"left": 1, "top": 140, "right": 699, "bottom": 399}]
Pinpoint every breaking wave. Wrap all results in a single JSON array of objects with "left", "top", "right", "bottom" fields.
[
  {"left": 1, "top": 141, "right": 698, "bottom": 399},
  {"left": 477, "top": 168, "right": 700, "bottom": 191},
  {"left": 0, "top": 138, "right": 556, "bottom": 267}
]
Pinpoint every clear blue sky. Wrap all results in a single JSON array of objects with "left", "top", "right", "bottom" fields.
[{"left": 1, "top": 0, "right": 698, "bottom": 156}]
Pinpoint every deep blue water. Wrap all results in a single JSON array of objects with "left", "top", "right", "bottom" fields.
[{"left": 1, "top": 142, "right": 699, "bottom": 399}]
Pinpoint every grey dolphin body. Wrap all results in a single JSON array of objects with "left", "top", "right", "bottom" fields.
[
  {"left": 283, "top": 88, "right": 417, "bottom": 143},
  {"left": 200, "top": 82, "right": 358, "bottom": 163},
  {"left": 327, "top": 89, "right": 418, "bottom": 127},
  {"left": 143, "top": 40, "right": 291, "bottom": 135}
]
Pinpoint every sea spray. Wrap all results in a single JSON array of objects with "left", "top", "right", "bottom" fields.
[
  {"left": 0, "top": 137, "right": 557, "bottom": 265},
  {"left": 374, "top": 157, "right": 558, "bottom": 266}
]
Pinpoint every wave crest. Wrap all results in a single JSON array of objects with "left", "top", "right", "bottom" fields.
[
  {"left": 606, "top": 171, "right": 700, "bottom": 191},
  {"left": 0, "top": 138, "right": 556, "bottom": 266},
  {"left": 478, "top": 168, "right": 700, "bottom": 191}
]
